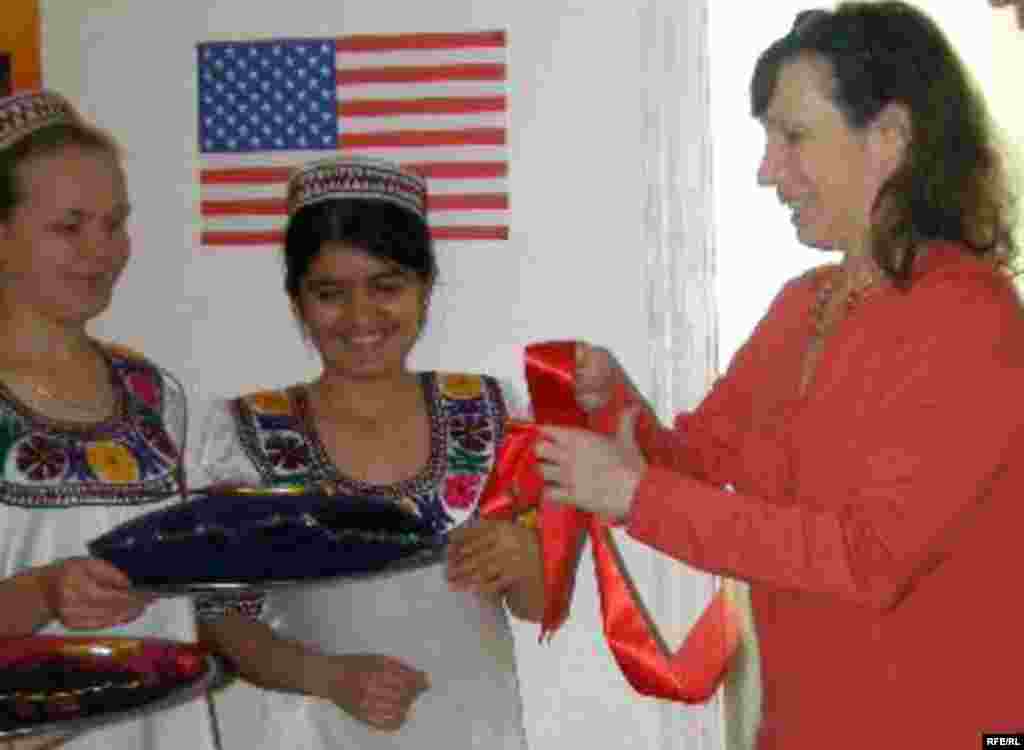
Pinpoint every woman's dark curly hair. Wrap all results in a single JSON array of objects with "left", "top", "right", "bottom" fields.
[{"left": 751, "top": 2, "right": 1018, "bottom": 285}]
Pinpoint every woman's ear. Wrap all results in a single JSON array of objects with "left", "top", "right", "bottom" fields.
[{"left": 871, "top": 101, "right": 911, "bottom": 177}]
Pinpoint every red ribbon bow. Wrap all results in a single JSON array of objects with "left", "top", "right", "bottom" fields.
[{"left": 480, "top": 341, "right": 739, "bottom": 703}]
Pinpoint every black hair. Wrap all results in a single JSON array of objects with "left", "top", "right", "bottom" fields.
[{"left": 283, "top": 198, "right": 437, "bottom": 299}]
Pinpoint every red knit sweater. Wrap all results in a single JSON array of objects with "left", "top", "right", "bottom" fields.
[{"left": 626, "top": 244, "right": 1024, "bottom": 748}]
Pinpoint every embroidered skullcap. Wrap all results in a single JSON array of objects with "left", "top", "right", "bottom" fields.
[
  {"left": 0, "top": 90, "right": 78, "bottom": 151},
  {"left": 286, "top": 155, "right": 427, "bottom": 220}
]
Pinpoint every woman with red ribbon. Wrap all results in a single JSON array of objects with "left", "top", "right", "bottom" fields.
[{"left": 536, "top": 4, "right": 1024, "bottom": 748}]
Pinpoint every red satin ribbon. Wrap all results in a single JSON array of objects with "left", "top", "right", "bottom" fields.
[{"left": 479, "top": 341, "right": 739, "bottom": 703}]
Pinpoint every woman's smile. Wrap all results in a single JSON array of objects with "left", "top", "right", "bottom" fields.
[{"left": 297, "top": 243, "right": 428, "bottom": 380}]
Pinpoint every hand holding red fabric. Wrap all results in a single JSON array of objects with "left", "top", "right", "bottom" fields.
[
  {"left": 574, "top": 342, "right": 620, "bottom": 413},
  {"left": 535, "top": 407, "right": 645, "bottom": 522},
  {"left": 480, "top": 341, "right": 740, "bottom": 703}
]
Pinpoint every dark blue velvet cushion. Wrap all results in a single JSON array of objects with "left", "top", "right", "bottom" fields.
[{"left": 87, "top": 490, "right": 445, "bottom": 587}]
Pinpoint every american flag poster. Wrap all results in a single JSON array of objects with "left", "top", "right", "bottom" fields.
[{"left": 197, "top": 31, "right": 509, "bottom": 248}]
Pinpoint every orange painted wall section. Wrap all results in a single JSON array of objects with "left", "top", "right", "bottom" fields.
[{"left": 0, "top": 0, "right": 43, "bottom": 94}]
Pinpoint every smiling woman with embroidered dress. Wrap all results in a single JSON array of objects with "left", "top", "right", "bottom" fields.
[
  {"left": 0, "top": 91, "right": 218, "bottom": 750},
  {"left": 193, "top": 155, "right": 543, "bottom": 750},
  {"left": 534, "top": 3, "right": 1023, "bottom": 748}
]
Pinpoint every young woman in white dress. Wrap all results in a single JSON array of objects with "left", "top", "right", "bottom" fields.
[
  {"left": 195, "top": 156, "right": 544, "bottom": 750},
  {"left": 0, "top": 90, "right": 218, "bottom": 750}
]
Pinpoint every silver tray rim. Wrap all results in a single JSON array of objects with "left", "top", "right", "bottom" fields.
[{"left": 130, "top": 544, "right": 447, "bottom": 597}]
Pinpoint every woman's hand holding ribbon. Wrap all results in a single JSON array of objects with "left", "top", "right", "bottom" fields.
[
  {"left": 574, "top": 342, "right": 619, "bottom": 413},
  {"left": 536, "top": 408, "right": 646, "bottom": 523},
  {"left": 479, "top": 341, "right": 739, "bottom": 702}
]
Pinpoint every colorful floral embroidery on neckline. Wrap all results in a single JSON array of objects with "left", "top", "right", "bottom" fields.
[
  {"left": 0, "top": 348, "right": 183, "bottom": 507},
  {"left": 232, "top": 372, "right": 506, "bottom": 534}
]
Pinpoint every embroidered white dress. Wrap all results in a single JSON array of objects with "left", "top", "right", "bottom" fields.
[
  {"left": 194, "top": 373, "right": 529, "bottom": 750},
  {"left": 0, "top": 347, "right": 218, "bottom": 750}
]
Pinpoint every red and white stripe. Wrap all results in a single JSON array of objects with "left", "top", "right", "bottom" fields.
[{"left": 199, "top": 31, "right": 508, "bottom": 248}]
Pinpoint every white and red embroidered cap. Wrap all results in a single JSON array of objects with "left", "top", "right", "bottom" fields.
[
  {"left": 286, "top": 155, "right": 428, "bottom": 221},
  {"left": 0, "top": 90, "right": 78, "bottom": 151}
]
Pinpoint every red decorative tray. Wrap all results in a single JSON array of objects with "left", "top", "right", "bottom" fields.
[{"left": 0, "top": 636, "right": 224, "bottom": 740}]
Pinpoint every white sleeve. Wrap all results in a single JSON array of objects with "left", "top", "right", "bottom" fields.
[
  {"left": 157, "top": 366, "right": 188, "bottom": 452},
  {"left": 187, "top": 399, "right": 268, "bottom": 622},
  {"left": 495, "top": 376, "right": 532, "bottom": 421},
  {"left": 185, "top": 398, "right": 263, "bottom": 491}
]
